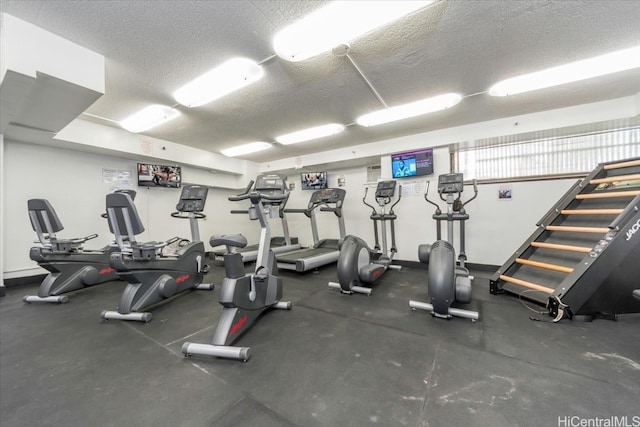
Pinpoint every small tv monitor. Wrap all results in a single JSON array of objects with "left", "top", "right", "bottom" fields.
[
  {"left": 391, "top": 148, "right": 433, "bottom": 178},
  {"left": 137, "top": 163, "right": 181, "bottom": 188},
  {"left": 301, "top": 172, "right": 328, "bottom": 190}
]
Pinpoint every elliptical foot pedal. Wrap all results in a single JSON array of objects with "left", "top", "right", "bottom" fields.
[{"left": 195, "top": 283, "right": 215, "bottom": 290}]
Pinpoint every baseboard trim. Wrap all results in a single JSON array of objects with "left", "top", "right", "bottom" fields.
[
  {"left": 4, "top": 274, "right": 46, "bottom": 288},
  {"left": 3, "top": 262, "right": 500, "bottom": 287},
  {"left": 393, "top": 260, "right": 499, "bottom": 273}
]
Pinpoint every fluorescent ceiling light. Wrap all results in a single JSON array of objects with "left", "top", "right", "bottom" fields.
[
  {"left": 356, "top": 93, "right": 462, "bottom": 127},
  {"left": 489, "top": 45, "right": 640, "bottom": 96},
  {"left": 275, "top": 123, "right": 345, "bottom": 145},
  {"left": 273, "top": 1, "right": 435, "bottom": 62},
  {"left": 221, "top": 142, "right": 272, "bottom": 157},
  {"left": 120, "top": 105, "right": 179, "bottom": 133},
  {"left": 174, "top": 57, "right": 263, "bottom": 107}
]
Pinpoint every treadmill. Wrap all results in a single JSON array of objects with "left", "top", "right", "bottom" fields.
[
  {"left": 276, "top": 188, "right": 346, "bottom": 272},
  {"left": 210, "top": 174, "right": 300, "bottom": 262}
]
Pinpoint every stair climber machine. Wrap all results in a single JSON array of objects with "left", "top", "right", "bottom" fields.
[
  {"left": 182, "top": 182, "right": 291, "bottom": 361},
  {"left": 328, "top": 180, "right": 402, "bottom": 295},
  {"left": 409, "top": 173, "right": 479, "bottom": 321},
  {"left": 210, "top": 174, "right": 300, "bottom": 262},
  {"left": 101, "top": 185, "right": 213, "bottom": 322},
  {"left": 23, "top": 190, "right": 136, "bottom": 304}
]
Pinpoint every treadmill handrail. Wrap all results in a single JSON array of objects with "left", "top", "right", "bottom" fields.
[{"left": 319, "top": 206, "right": 343, "bottom": 217}]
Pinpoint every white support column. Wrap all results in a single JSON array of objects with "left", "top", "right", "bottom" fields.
[{"left": 0, "top": 134, "right": 6, "bottom": 296}]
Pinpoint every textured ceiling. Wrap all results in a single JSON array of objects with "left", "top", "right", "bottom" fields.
[{"left": 2, "top": 0, "right": 640, "bottom": 164}]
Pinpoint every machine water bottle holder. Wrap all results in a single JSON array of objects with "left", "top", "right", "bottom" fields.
[
  {"left": 248, "top": 206, "right": 258, "bottom": 220},
  {"left": 132, "top": 244, "right": 159, "bottom": 260}
]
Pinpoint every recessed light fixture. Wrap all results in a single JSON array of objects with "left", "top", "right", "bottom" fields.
[
  {"left": 489, "top": 45, "right": 640, "bottom": 96},
  {"left": 273, "top": 1, "right": 435, "bottom": 62},
  {"left": 356, "top": 93, "right": 462, "bottom": 127},
  {"left": 120, "top": 105, "right": 179, "bottom": 133},
  {"left": 173, "top": 57, "right": 264, "bottom": 107},
  {"left": 221, "top": 141, "right": 272, "bottom": 157},
  {"left": 275, "top": 123, "right": 345, "bottom": 145}
]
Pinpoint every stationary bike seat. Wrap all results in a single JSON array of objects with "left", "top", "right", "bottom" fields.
[{"left": 210, "top": 234, "right": 248, "bottom": 249}]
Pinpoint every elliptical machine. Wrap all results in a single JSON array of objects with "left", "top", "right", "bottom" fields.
[
  {"left": 409, "top": 173, "right": 479, "bottom": 321},
  {"left": 101, "top": 185, "right": 213, "bottom": 322},
  {"left": 23, "top": 190, "right": 136, "bottom": 304},
  {"left": 328, "top": 180, "right": 402, "bottom": 295},
  {"left": 182, "top": 181, "right": 291, "bottom": 362}
]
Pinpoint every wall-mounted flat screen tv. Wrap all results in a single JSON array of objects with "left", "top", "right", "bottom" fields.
[
  {"left": 391, "top": 148, "right": 433, "bottom": 178},
  {"left": 301, "top": 172, "right": 328, "bottom": 190},
  {"left": 137, "top": 163, "right": 181, "bottom": 188}
]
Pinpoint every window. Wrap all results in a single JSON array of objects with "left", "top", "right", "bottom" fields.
[{"left": 455, "top": 127, "right": 640, "bottom": 182}]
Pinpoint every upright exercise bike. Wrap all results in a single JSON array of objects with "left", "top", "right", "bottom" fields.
[
  {"left": 328, "top": 180, "right": 402, "bottom": 295},
  {"left": 101, "top": 185, "right": 213, "bottom": 322},
  {"left": 182, "top": 181, "right": 291, "bottom": 362},
  {"left": 409, "top": 173, "right": 479, "bottom": 321},
  {"left": 23, "top": 190, "right": 136, "bottom": 303}
]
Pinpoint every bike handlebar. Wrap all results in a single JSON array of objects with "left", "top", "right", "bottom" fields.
[
  {"left": 171, "top": 211, "right": 206, "bottom": 219},
  {"left": 228, "top": 179, "right": 288, "bottom": 203},
  {"left": 229, "top": 191, "right": 289, "bottom": 203}
]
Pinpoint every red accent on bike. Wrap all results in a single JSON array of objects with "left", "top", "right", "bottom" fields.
[
  {"left": 230, "top": 315, "right": 248, "bottom": 337},
  {"left": 98, "top": 267, "right": 114, "bottom": 275},
  {"left": 176, "top": 274, "right": 190, "bottom": 284}
]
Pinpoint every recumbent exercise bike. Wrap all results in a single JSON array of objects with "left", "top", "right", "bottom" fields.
[
  {"left": 101, "top": 185, "right": 213, "bottom": 322},
  {"left": 23, "top": 190, "right": 136, "bottom": 304}
]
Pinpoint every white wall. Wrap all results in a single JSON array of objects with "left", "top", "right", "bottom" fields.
[
  {"left": 1, "top": 140, "right": 581, "bottom": 279},
  {"left": 281, "top": 146, "right": 576, "bottom": 266},
  {"left": 0, "top": 134, "right": 4, "bottom": 287},
  {"left": 2, "top": 141, "right": 257, "bottom": 278}
]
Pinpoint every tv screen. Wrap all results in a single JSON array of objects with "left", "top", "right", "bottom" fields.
[
  {"left": 391, "top": 148, "right": 433, "bottom": 178},
  {"left": 137, "top": 163, "right": 181, "bottom": 188},
  {"left": 301, "top": 172, "right": 328, "bottom": 190}
]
